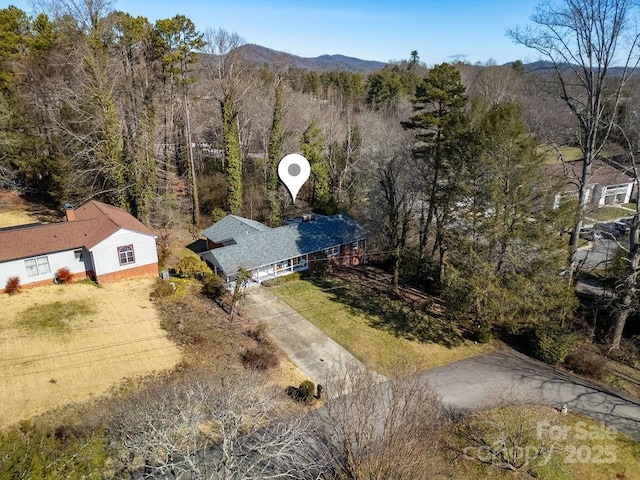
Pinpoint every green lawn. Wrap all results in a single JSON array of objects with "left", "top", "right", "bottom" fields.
[
  {"left": 539, "top": 145, "right": 584, "bottom": 164},
  {"left": 450, "top": 405, "right": 640, "bottom": 480},
  {"left": 585, "top": 206, "right": 635, "bottom": 222},
  {"left": 17, "top": 300, "right": 96, "bottom": 333},
  {"left": 270, "top": 278, "right": 491, "bottom": 376}
]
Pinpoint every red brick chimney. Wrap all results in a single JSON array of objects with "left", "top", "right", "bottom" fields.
[{"left": 65, "top": 203, "right": 76, "bottom": 222}]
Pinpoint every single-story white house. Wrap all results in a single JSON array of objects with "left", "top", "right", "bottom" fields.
[
  {"left": 0, "top": 200, "right": 159, "bottom": 292},
  {"left": 200, "top": 213, "right": 367, "bottom": 283},
  {"left": 544, "top": 158, "right": 635, "bottom": 208}
]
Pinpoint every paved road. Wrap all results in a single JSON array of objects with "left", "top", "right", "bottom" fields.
[
  {"left": 243, "top": 286, "right": 640, "bottom": 441},
  {"left": 420, "top": 349, "right": 640, "bottom": 441},
  {"left": 574, "top": 236, "right": 620, "bottom": 270}
]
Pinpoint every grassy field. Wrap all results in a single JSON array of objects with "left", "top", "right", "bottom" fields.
[
  {"left": 539, "top": 145, "right": 584, "bottom": 164},
  {"left": 0, "top": 190, "right": 58, "bottom": 228},
  {"left": 270, "top": 278, "right": 491, "bottom": 375},
  {"left": 0, "top": 278, "right": 182, "bottom": 426},
  {"left": 585, "top": 205, "right": 635, "bottom": 222},
  {"left": 449, "top": 405, "right": 640, "bottom": 480}
]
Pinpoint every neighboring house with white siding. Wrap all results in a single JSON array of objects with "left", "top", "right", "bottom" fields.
[
  {"left": 200, "top": 213, "right": 367, "bottom": 283},
  {"left": 544, "top": 158, "right": 635, "bottom": 208},
  {"left": 0, "top": 201, "right": 159, "bottom": 292}
]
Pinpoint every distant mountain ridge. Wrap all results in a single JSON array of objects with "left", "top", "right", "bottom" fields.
[
  {"left": 519, "top": 60, "right": 629, "bottom": 76},
  {"left": 235, "top": 44, "right": 387, "bottom": 72}
]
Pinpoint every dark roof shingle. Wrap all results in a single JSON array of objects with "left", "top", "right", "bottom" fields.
[
  {"left": 0, "top": 200, "right": 156, "bottom": 262},
  {"left": 202, "top": 215, "right": 271, "bottom": 244},
  {"left": 201, "top": 214, "right": 366, "bottom": 276},
  {"left": 543, "top": 159, "right": 634, "bottom": 192}
]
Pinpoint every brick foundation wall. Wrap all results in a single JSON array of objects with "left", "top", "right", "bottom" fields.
[
  {"left": 0, "top": 270, "right": 92, "bottom": 293},
  {"left": 94, "top": 263, "right": 158, "bottom": 284}
]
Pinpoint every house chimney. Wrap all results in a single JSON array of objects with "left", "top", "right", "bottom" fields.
[{"left": 64, "top": 203, "right": 76, "bottom": 222}]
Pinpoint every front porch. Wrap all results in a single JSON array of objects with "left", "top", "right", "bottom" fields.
[{"left": 251, "top": 255, "right": 310, "bottom": 283}]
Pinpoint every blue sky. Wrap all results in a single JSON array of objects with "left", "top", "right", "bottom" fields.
[{"left": 8, "top": 0, "right": 544, "bottom": 65}]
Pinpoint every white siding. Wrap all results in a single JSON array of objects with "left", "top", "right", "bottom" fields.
[
  {"left": 90, "top": 229, "right": 158, "bottom": 276},
  {"left": 0, "top": 248, "right": 92, "bottom": 289}
]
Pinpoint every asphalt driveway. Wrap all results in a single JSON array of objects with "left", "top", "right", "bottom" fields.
[
  {"left": 420, "top": 349, "right": 640, "bottom": 441},
  {"left": 243, "top": 286, "right": 639, "bottom": 441}
]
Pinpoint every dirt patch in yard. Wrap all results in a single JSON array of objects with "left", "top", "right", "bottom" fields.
[
  {"left": 0, "top": 190, "right": 58, "bottom": 228},
  {"left": 0, "top": 278, "right": 182, "bottom": 426}
]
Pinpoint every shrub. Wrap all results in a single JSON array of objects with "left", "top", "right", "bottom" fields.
[
  {"left": 5, "top": 276, "right": 20, "bottom": 294},
  {"left": 242, "top": 342, "right": 280, "bottom": 370},
  {"left": 202, "top": 273, "right": 225, "bottom": 299},
  {"left": 524, "top": 323, "right": 577, "bottom": 365},
  {"left": 607, "top": 337, "right": 640, "bottom": 369},
  {"left": 310, "top": 251, "right": 329, "bottom": 278},
  {"left": 55, "top": 267, "right": 73, "bottom": 284},
  {"left": 175, "top": 256, "right": 211, "bottom": 280},
  {"left": 564, "top": 344, "right": 607, "bottom": 380},
  {"left": 150, "top": 277, "right": 175, "bottom": 299},
  {"left": 298, "top": 380, "right": 316, "bottom": 402},
  {"left": 211, "top": 207, "right": 227, "bottom": 223},
  {"left": 474, "top": 325, "right": 493, "bottom": 344},
  {"left": 244, "top": 322, "right": 269, "bottom": 343}
]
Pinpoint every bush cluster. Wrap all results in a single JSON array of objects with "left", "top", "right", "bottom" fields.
[
  {"left": 150, "top": 277, "right": 175, "bottom": 299},
  {"left": 5, "top": 276, "right": 20, "bottom": 294},
  {"left": 242, "top": 343, "right": 280, "bottom": 370},
  {"left": 175, "top": 256, "right": 211, "bottom": 281},
  {"left": 564, "top": 344, "right": 607, "bottom": 380},
  {"left": 55, "top": 267, "right": 73, "bottom": 284},
  {"left": 201, "top": 273, "right": 225, "bottom": 299},
  {"left": 474, "top": 325, "right": 492, "bottom": 344},
  {"left": 298, "top": 380, "right": 316, "bottom": 402},
  {"left": 607, "top": 337, "right": 640, "bottom": 369},
  {"left": 310, "top": 251, "right": 330, "bottom": 278},
  {"left": 244, "top": 322, "right": 269, "bottom": 343},
  {"left": 524, "top": 323, "right": 576, "bottom": 365}
]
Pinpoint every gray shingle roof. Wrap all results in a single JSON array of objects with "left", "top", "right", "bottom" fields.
[
  {"left": 200, "top": 214, "right": 366, "bottom": 277},
  {"left": 202, "top": 215, "right": 271, "bottom": 244}
]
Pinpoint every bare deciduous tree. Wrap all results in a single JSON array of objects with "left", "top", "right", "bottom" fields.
[
  {"left": 450, "top": 401, "right": 560, "bottom": 474},
  {"left": 509, "top": 0, "right": 640, "bottom": 282},
  {"left": 316, "top": 362, "right": 447, "bottom": 479},
  {"left": 109, "top": 369, "right": 330, "bottom": 479}
]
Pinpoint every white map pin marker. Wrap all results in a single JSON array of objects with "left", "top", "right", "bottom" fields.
[{"left": 278, "top": 153, "right": 310, "bottom": 203}]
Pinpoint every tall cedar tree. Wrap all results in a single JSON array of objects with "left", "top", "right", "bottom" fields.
[
  {"left": 301, "top": 120, "right": 331, "bottom": 211},
  {"left": 223, "top": 94, "right": 243, "bottom": 215},
  {"left": 266, "top": 78, "right": 284, "bottom": 225}
]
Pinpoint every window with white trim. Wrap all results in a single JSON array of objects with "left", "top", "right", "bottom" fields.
[
  {"left": 74, "top": 249, "right": 83, "bottom": 260},
  {"left": 324, "top": 246, "right": 340, "bottom": 257},
  {"left": 25, "top": 256, "right": 51, "bottom": 277},
  {"left": 118, "top": 245, "right": 135, "bottom": 265},
  {"left": 351, "top": 241, "right": 359, "bottom": 250}
]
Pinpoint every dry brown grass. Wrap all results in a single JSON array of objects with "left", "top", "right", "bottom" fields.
[
  {"left": 0, "top": 190, "right": 58, "bottom": 228},
  {"left": 0, "top": 278, "right": 182, "bottom": 426}
]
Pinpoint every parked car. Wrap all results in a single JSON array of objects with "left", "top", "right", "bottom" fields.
[
  {"left": 579, "top": 227, "right": 602, "bottom": 241},
  {"left": 613, "top": 220, "right": 630, "bottom": 234},
  {"left": 595, "top": 223, "right": 623, "bottom": 238}
]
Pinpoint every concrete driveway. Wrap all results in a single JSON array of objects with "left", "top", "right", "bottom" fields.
[
  {"left": 242, "top": 287, "right": 385, "bottom": 395},
  {"left": 242, "top": 286, "right": 639, "bottom": 441}
]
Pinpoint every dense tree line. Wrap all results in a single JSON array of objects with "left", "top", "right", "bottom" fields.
[{"left": 2, "top": 0, "right": 639, "bottom": 345}]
